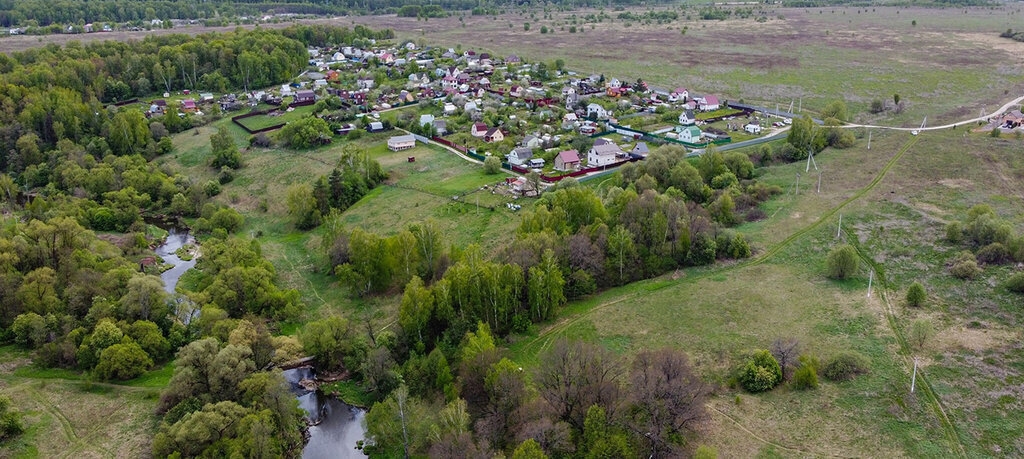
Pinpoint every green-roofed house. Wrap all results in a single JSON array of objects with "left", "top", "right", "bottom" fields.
[{"left": 678, "top": 125, "right": 702, "bottom": 143}]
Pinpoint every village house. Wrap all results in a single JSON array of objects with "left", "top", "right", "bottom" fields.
[
  {"left": 678, "top": 125, "right": 702, "bottom": 143},
  {"left": 669, "top": 87, "right": 689, "bottom": 103},
  {"left": 588, "top": 139, "right": 625, "bottom": 167},
  {"left": 554, "top": 150, "right": 581, "bottom": 171},
  {"left": 313, "top": 79, "right": 328, "bottom": 89},
  {"left": 587, "top": 103, "right": 609, "bottom": 120},
  {"left": 294, "top": 90, "right": 316, "bottom": 103},
  {"left": 744, "top": 121, "right": 762, "bottom": 134},
  {"left": 432, "top": 120, "right": 448, "bottom": 135},
  {"left": 444, "top": 103, "right": 457, "bottom": 116},
  {"left": 149, "top": 99, "right": 167, "bottom": 115},
  {"left": 696, "top": 95, "right": 720, "bottom": 111},
  {"left": 471, "top": 122, "right": 489, "bottom": 137},
  {"left": 419, "top": 114, "right": 435, "bottom": 127},
  {"left": 464, "top": 101, "right": 479, "bottom": 112},
  {"left": 357, "top": 78, "right": 375, "bottom": 90},
  {"left": 679, "top": 109, "right": 696, "bottom": 126},
  {"left": 521, "top": 135, "right": 542, "bottom": 149},
  {"left": 181, "top": 99, "right": 197, "bottom": 113},
  {"left": 631, "top": 142, "right": 650, "bottom": 157},
  {"left": 507, "top": 147, "right": 533, "bottom": 166},
  {"left": 388, "top": 135, "right": 417, "bottom": 151},
  {"left": 484, "top": 128, "right": 504, "bottom": 143},
  {"left": 367, "top": 121, "right": 385, "bottom": 132}
]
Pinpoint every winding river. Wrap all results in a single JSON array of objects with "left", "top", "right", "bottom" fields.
[{"left": 153, "top": 225, "right": 368, "bottom": 457}]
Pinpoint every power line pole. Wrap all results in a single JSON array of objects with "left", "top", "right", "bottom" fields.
[
  {"left": 867, "top": 269, "right": 874, "bottom": 298},
  {"left": 837, "top": 214, "right": 842, "bottom": 238},
  {"left": 817, "top": 169, "right": 822, "bottom": 193},
  {"left": 867, "top": 130, "right": 872, "bottom": 150},
  {"left": 795, "top": 173, "right": 800, "bottom": 195},
  {"left": 911, "top": 358, "right": 919, "bottom": 393}
]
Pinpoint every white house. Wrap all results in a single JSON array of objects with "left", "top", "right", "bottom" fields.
[
  {"left": 521, "top": 135, "right": 542, "bottom": 149},
  {"left": 464, "top": 101, "right": 478, "bottom": 112},
  {"left": 678, "top": 126, "right": 702, "bottom": 143},
  {"left": 388, "top": 135, "right": 416, "bottom": 151},
  {"left": 419, "top": 114, "right": 435, "bottom": 127},
  {"left": 313, "top": 79, "right": 328, "bottom": 88},
  {"left": 587, "top": 103, "right": 609, "bottom": 120},
  {"left": 669, "top": 87, "right": 689, "bottom": 103},
  {"left": 471, "top": 123, "right": 489, "bottom": 137},
  {"left": 507, "top": 147, "right": 533, "bottom": 166},
  {"left": 696, "top": 95, "right": 720, "bottom": 111},
  {"left": 443, "top": 103, "right": 457, "bottom": 116},
  {"left": 357, "top": 78, "right": 375, "bottom": 90},
  {"left": 588, "top": 140, "right": 625, "bottom": 167},
  {"left": 678, "top": 109, "right": 696, "bottom": 126},
  {"left": 744, "top": 122, "right": 762, "bottom": 134}
]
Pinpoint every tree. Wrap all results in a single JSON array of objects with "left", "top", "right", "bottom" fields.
[
  {"left": 121, "top": 274, "right": 169, "bottom": 321},
  {"left": 905, "top": 282, "right": 926, "bottom": 307},
  {"left": 512, "top": 439, "right": 548, "bottom": 459},
  {"left": 11, "top": 313, "right": 47, "bottom": 348},
  {"left": 535, "top": 339, "right": 622, "bottom": 431},
  {"left": 792, "top": 362, "right": 819, "bottom": 390},
  {"left": 278, "top": 117, "right": 331, "bottom": 149},
  {"left": 821, "top": 100, "right": 848, "bottom": 121},
  {"left": 606, "top": 226, "right": 636, "bottom": 285},
  {"left": 286, "top": 184, "right": 321, "bottom": 230},
  {"left": 107, "top": 109, "right": 151, "bottom": 156},
  {"left": 364, "top": 386, "right": 434, "bottom": 457},
  {"left": 299, "top": 316, "right": 364, "bottom": 372},
  {"left": 893, "top": 93, "right": 901, "bottom": 107},
  {"left": 0, "top": 395, "right": 24, "bottom": 442},
  {"left": 769, "top": 338, "right": 801, "bottom": 380},
  {"left": 869, "top": 99, "right": 885, "bottom": 114},
  {"left": 16, "top": 267, "right": 59, "bottom": 314},
  {"left": 739, "top": 350, "right": 782, "bottom": 393},
  {"left": 629, "top": 348, "right": 706, "bottom": 456},
  {"left": 826, "top": 244, "right": 859, "bottom": 280},
  {"left": 527, "top": 250, "right": 565, "bottom": 322},
  {"left": 908, "top": 319, "right": 933, "bottom": 349},
  {"left": 95, "top": 340, "right": 153, "bottom": 380},
  {"left": 484, "top": 155, "right": 502, "bottom": 174},
  {"left": 399, "top": 276, "right": 434, "bottom": 344},
  {"left": 210, "top": 126, "right": 241, "bottom": 169}
]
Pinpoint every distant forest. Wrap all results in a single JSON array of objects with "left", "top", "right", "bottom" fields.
[{"left": 0, "top": 0, "right": 678, "bottom": 28}]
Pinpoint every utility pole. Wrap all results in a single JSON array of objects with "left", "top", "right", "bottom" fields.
[
  {"left": 867, "top": 130, "right": 872, "bottom": 150},
  {"left": 795, "top": 173, "right": 800, "bottom": 195},
  {"left": 817, "top": 169, "right": 822, "bottom": 193},
  {"left": 867, "top": 269, "right": 874, "bottom": 298},
  {"left": 837, "top": 214, "right": 842, "bottom": 238},
  {"left": 911, "top": 358, "right": 919, "bottom": 393}
]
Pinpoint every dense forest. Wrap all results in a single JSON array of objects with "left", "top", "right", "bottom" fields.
[
  {"left": 0, "top": 0, "right": 680, "bottom": 28},
  {"left": 0, "top": 24, "right": 391, "bottom": 457}
]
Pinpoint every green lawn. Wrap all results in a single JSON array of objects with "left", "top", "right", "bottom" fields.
[{"left": 235, "top": 104, "right": 317, "bottom": 132}]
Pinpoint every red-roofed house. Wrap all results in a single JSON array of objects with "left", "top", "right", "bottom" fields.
[
  {"left": 697, "top": 95, "right": 720, "bottom": 111},
  {"left": 471, "top": 122, "right": 488, "bottom": 137},
  {"left": 669, "top": 87, "right": 688, "bottom": 102},
  {"left": 554, "top": 150, "right": 581, "bottom": 171},
  {"left": 181, "top": 99, "right": 197, "bottom": 113}
]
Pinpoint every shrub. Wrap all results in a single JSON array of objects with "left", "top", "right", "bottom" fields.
[
  {"left": 483, "top": 155, "right": 502, "bottom": 174},
  {"left": 976, "top": 242, "right": 1009, "bottom": 264},
  {"left": 792, "top": 364, "right": 819, "bottom": 390},
  {"left": 905, "top": 282, "right": 926, "bottom": 307},
  {"left": 250, "top": 132, "right": 272, "bottom": 147},
  {"left": 945, "top": 221, "right": 964, "bottom": 244},
  {"left": 826, "top": 244, "right": 859, "bottom": 280},
  {"left": 950, "top": 259, "right": 981, "bottom": 280},
  {"left": 739, "top": 350, "right": 782, "bottom": 393},
  {"left": 202, "top": 180, "right": 221, "bottom": 197},
  {"left": 821, "top": 352, "right": 869, "bottom": 381},
  {"left": 94, "top": 340, "right": 153, "bottom": 380},
  {"left": 695, "top": 445, "right": 718, "bottom": 459},
  {"left": 908, "top": 319, "right": 933, "bottom": 349},
  {"left": 1005, "top": 272, "right": 1024, "bottom": 293},
  {"left": 218, "top": 166, "right": 235, "bottom": 184}
]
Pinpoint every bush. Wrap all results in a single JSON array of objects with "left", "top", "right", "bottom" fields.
[
  {"left": 792, "top": 364, "right": 819, "bottom": 390},
  {"left": 950, "top": 254, "right": 981, "bottom": 280},
  {"left": 483, "top": 155, "right": 502, "bottom": 174},
  {"left": 202, "top": 180, "right": 221, "bottom": 197},
  {"left": 905, "top": 282, "right": 926, "bottom": 307},
  {"left": 976, "top": 242, "right": 1009, "bottom": 264},
  {"left": 94, "top": 340, "right": 153, "bottom": 380},
  {"left": 945, "top": 221, "right": 964, "bottom": 244},
  {"left": 250, "top": 132, "right": 272, "bottom": 147},
  {"left": 826, "top": 244, "right": 859, "bottom": 280},
  {"left": 821, "top": 352, "right": 869, "bottom": 381},
  {"left": 908, "top": 319, "right": 933, "bottom": 349},
  {"left": 1005, "top": 272, "right": 1024, "bottom": 293},
  {"left": 739, "top": 350, "right": 782, "bottom": 393}
]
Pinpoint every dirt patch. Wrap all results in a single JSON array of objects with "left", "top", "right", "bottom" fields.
[
  {"left": 938, "top": 178, "right": 973, "bottom": 189},
  {"left": 956, "top": 33, "right": 1024, "bottom": 64},
  {"left": 935, "top": 325, "right": 1017, "bottom": 353}
]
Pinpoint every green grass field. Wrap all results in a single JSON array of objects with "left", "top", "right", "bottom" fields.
[{"left": 235, "top": 104, "right": 316, "bottom": 132}]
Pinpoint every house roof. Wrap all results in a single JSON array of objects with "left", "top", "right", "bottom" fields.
[
  {"left": 632, "top": 142, "right": 649, "bottom": 154},
  {"left": 556, "top": 150, "right": 580, "bottom": 163},
  {"left": 473, "top": 122, "right": 487, "bottom": 131},
  {"left": 702, "top": 95, "right": 720, "bottom": 105},
  {"left": 485, "top": 127, "right": 501, "bottom": 137},
  {"left": 591, "top": 142, "right": 623, "bottom": 156},
  {"left": 683, "top": 126, "right": 701, "bottom": 136},
  {"left": 682, "top": 109, "right": 694, "bottom": 118},
  {"left": 182, "top": 100, "right": 196, "bottom": 107},
  {"left": 510, "top": 147, "right": 533, "bottom": 160},
  {"left": 389, "top": 135, "right": 416, "bottom": 144},
  {"left": 296, "top": 90, "right": 315, "bottom": 97},
  {"left": 673, "top": 87, "right": 688, "bottom": 94}
]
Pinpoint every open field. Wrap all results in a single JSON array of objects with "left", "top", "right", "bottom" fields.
[
  {"left": 159, "top": 120, "right": 528, "bottom": 324},
  {"left": 509, "top": 127, "right": 1024, "bottom": 456},
  {"left": 348, "top": 5, "right": 1024, "bottom": 127},
  {"left": 0, "top": 346, "right": 161, "bottom": 458}
]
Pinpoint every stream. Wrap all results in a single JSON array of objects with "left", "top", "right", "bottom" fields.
[
  {"left": 283, "top": 366, "right": 368, "bottom": 458},
  {"left": 152, "top": 224, "right": 368, "bottom": 457}
]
